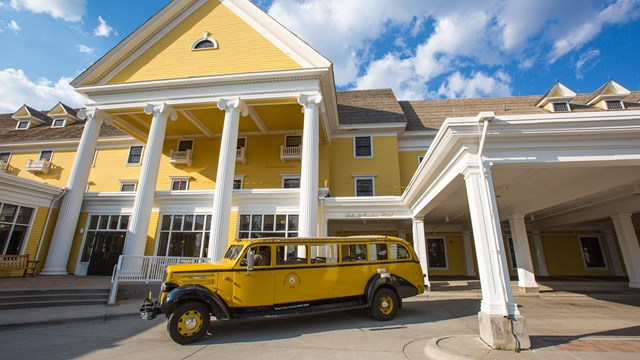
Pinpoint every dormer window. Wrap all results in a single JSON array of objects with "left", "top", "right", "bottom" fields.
[
  {"left": 52, "top": 119, "right": 66, "bottom": 128},
  {"left": 191, "top": 31, "right": 218, "bottom": 51},
  {"left": 605, "top": 100, "right": 623, "bottom": 110},
  {"left": 552, "top": 102, "right": 570, "bottom": 112},
  {"left": 16, "top": 121, "right": 29, "bottom": 130}
]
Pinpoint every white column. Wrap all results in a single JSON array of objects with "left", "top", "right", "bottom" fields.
[
  {"left": 531, "top": 230, "right": 549, "bottom": 276},
  {"left": 463, "top": 164, "right": 517, "bottom": 316},
  {"left": 463, "top": 230, "right": 476, "bottom": 276},
  {"left": 603, "top": 230, "right": 625, "bottom": 276},
  {"left": 508, "top": 215, "right": 538, "bottom": 291},
  {"left": 463, "top": 163, "right": 529, "bottom": 350},
  {"left": 124, "top": 104, "right": 176, "bottom": 256},
  {"left": 41, "top": 109, "right": 107, "bottom": 275},
  {"left": 208, "top": 98, "right": 248, "bottom": 261},
  {"left": 611, "top": 214, "right": 640, "bottom": 288},
  {"left": 297, "top": 93, "right": 323, "bottom": 237},
  {"left": 412, "top": 218, "right": 429, "bottom": 287}
]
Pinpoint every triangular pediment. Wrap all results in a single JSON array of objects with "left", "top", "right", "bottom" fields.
[
  {"left": 535, "top": 82, "right": 576, "bottom": 108},
  {"left": 72, "top": 0, "right": 331, "bottom": 87},
  {"left": 586, "top": 80, "right": 631, "bottom": 105},
  {"left": 11, "top": 105, "right": 50, "bottom": 123}
]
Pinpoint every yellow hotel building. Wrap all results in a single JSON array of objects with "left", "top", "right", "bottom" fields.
[{"left": 1, "top": 0, "right": 640, "bottom": 349}]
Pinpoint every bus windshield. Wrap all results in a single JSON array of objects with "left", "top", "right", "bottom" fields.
[{"left": 224, "top": 245, "right": 243, "bottom": 260}]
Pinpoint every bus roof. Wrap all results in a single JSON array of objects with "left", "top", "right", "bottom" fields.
[{"left": 231, "top": 236, "right": 410, "bottom": 245}]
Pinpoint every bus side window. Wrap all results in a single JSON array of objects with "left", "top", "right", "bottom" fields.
[
  {"left": 276, "top": 245, "right": 307, "bottom": 265},
  {"left": 369, "top": 243, "right": 387, "bottom": 261},
  {"left": 390, "top": 244, "right": 410, "bottom": 260},
  {"left": 341, "top": 244, "right": 366, "bottom": 262}
]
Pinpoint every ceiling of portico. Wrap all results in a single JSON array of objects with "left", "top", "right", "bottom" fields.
[{"left": 419, "top": 163, "right": 640, "bottom": 231}]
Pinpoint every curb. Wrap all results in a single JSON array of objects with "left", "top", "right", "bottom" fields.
[
  {"left": 0, "top": 311, "right": 140, "bottom": 331},
  {"left": 424, "top": 335, "right": 491, "bottom": 360}
]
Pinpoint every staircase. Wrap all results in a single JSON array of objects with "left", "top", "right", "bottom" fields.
[{"left": 0, "top": 288, "right": 110, "bottom": 310}]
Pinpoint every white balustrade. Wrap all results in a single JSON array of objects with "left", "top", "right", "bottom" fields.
[
  {"left": 169, "top": 149, "right": 193, "bottom": 166},
  {"left": 280, "top": 145, "right": 301, "bottom": 162},
  {"left": 26, "top": 159, "right": 51, "bottom": 173}
]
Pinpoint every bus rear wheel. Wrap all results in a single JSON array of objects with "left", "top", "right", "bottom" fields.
[
  {"left": 369, "top": 288, "right": 398, "bottom": 321},
  {"left": 167, "top": 302, "right": 210, "bottom": 344}
]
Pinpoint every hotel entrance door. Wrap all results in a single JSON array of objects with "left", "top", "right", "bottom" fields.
[{"left": 87, "top": 232, "right": 125, "bottom": 276}]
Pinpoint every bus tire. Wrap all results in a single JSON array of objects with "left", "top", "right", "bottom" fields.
[
  {"left": 369, "top": 288, "right": 398, "bottom": 321},
  {"left": 167, "top": 301, "right": 210, "bottom": 344}
]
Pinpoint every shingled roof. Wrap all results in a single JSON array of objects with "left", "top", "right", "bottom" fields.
[{"left": 336, "top": 89, "right": 407, "bottom": 125}]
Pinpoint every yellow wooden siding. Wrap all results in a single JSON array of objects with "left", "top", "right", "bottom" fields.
[
  {"left": 398, "top": 151, "right": 424, "bottom": 191},
  {"left": 541, "top": 233, "right": 610, "bottom": 276},
  {"left": 329, "top": 136, "right": 402, "bottom": 197},
  {"left": 157, "top": 138, "right": 217, "bottom": 191},
  {"left": 237, "top": 135, "right": 301, "bottom": 189},
  {"left": 145, "top": 212, "right": 161, "bottom": 256},
  {"left": 319, "top": 143, "right": 330, "bottom": 188},
  {"left": 88, "top": 147, "right": 143, "bottom": 191},
  {"left": 107, "top": 1, "right": 301, "bottom": 84},
  {"left": 67, "top": 212, "right": 89, "bottom": 273},
  {"left": 227, "top": 211, "right": 238, "bottom": 248},
  {"left": 5, "top": 150, "right": 76, "bottom": 188},
  {"left": 427, "top": 233, "right": 466, "bottom": 276}
]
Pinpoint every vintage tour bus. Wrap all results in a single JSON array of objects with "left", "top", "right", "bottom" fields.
[{"left": 141, "top": 236, "right": 425, "bottom": 344}]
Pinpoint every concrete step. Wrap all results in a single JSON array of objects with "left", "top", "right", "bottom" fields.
[
  {"left": 0, "top": 288, "right": 109, "bottom": 310},
  {"left": 0, "top": 288, "right": 110, "bottom": 297},
  {"left": 0, "top": 293, "right": 109, "bottom": 304},
  {"left": 0, "top": 299, "right": 108, "bottom": 310}
]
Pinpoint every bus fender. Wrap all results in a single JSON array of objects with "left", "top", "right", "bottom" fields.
[
  {"left": 364, "top": 273, "right": 402, "bottom": 309},
  {"left": 161, "top": 285, "right": 231, "bottom": 320}
]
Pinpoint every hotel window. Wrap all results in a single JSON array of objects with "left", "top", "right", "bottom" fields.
[
  {"left": 178, "top": 140, "right": 193, "bottom": 152},
  {"left": 157, "top": 214, "right": 212, "bottom": 258},
  {"left": 119, "top": 181, "right": 137, "bottom": 192},
  {"left": 16, "top": 121, "right": 29, "bottom": 130},
  {"left": 579, "top": 236, "right": 606, "bottom": 269},
  {"left": 605, "top": 100, "right": 623, "bottom": 110},
  {"left": 0, "top": 152, "right": 11, "bottom": 163},
  {"left": 127, "top": 146, "right": 143, "bottom": 165},
  {"left": 237, "top": 137, "right": 246, "bottom": 149},
  {"left": 171, "top": 178, "right": 189, "bottom": 191},
  {"left": 354, "top": 176, "right": 375, "bottom": 196},
  {"left": 285, "top": 135, "right": 301, "bottom": 148},
  {"left": 427, "top": 237, "right": 447, "bottom": 269},
  {"left": 238, "top": 214, "right": 299, "bottom": 239},
  {"left": 507, "top": 236, "right": 517, "bottom": 269},
  {"left": 39, "top": 150, "right": 53, "bottom": 161},
  {"left": 282, "top": 175, "right": 301, "bottom": 189},
  {"left": 552, "top": 102, "right": 570, "bottom": 112},
  {"left": 354, "top": 136, "right": 373, "bottom": 157},
  {"left": 51, "top": 119, "right": 65, "bottom": 128},
  {"left": 0, "top": 202, "right": 34, "bottom": 255},
  {"left": 233, "top": 176, "right": 244, "bottom": 190},
  {"left": 80, "top": 215, "right": 129, "bottom": 262},
  {"left": 418, "top": 156, "right": 424, "bottom": 165}
]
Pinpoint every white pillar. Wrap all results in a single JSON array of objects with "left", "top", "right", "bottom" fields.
[
  {"left": 463, "top": 230, "right": 476, "bottom": 276},
  {"left": 508, "top": 215, "right": 538, "bottom": 291},
  {"left": 297, "top": 93, "right": 323, "bottom": 237},
  {"left": 463, "top": 163, "right": 529, "bottom": 350},
  {"left": 531, "top": 230, "right": 549, "bottom": 276},
  {"left": 41, "top": 109, "right": 107, "bottom": 275},
  {"left": 611, "top": 214, "right": 640, "bottom": 288},
  {"left": 208, "top": 98, "right": 247, "bottom": 261},
  {"left": 412, "top": 218, "right": 429, "bottom": 287},
  {"left": 124, "top": 104, "right": 176, "bottom": 257},
  {"left": 603, "top": 230, "right": 625, "bottom": 276}
]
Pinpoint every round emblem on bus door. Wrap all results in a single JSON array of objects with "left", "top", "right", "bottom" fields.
[{"left": 284, "top": 273, "right": 300, "bottom": 288}]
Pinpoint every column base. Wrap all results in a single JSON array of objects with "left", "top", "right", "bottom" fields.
[
  {"left": 39, "top": 269, "right": 70, "bottom": 276},
  {"left": 518, "top": 286, "right": 539, "bottom": 294},
  {"left": 629, "top": 282, "right": 640, "bottom": 289},
  {"left": 478, "top": 311, "right": 531, "bottom": 351}
]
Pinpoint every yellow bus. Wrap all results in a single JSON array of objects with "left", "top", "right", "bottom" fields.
[{"left": 141, "top": 236, "right": 425, "bottom": 344}]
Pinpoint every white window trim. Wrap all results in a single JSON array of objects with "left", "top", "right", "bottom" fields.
[
  {"left": 39, "top": 150, "right": 54, "bottom": 161},
  {"left": 170, "top": 177, "right": 191, "bottom": 191},
  {"left": 0, "top": 202, "right": 37, "bottom": 256},
  {"left": 233, "top": 175, "right": 245, "bottom": 190},
  {"left": 126, "top": 145, "right": 144, "bottom": 165},
  {"left": 578, "top": 235, "right": 608, "bottom": 270},
  {"left": 177, "top": 139, "right": 194, "bottom": 151},
  {"left": 281, "top": 174, "right": 301, "bottom": 189},
  {"left": 91, "top": 149, "right": 98, "bottom": 167},
  {"left": 604, "top": 99, "right": 625, "bottom": 110},
  {"left": 551, "top": 101, "right": 571, "bottom": 112},
  {"left": 237, "top": 137, "right": 247, "bottom": 149},
  {"left": 417, "top": 155, "right": 424, "bottom": 165},
  {"left": 16, "top": 121, "right": 30, "bottom": 130},
  {"left": 426, "top": 236, "right": 449, "bottom": 270},
  {"left": 284, "top": 134, "right": 302, "bottom": 147},
  {"left": 119, "top": 180, "right": 138, "bottom": 192},
  {"left": 51, "top": 118, "right": 66, "bottom": 128},
  {"left": 0, "top": 151, "right": 12, "bottom": 164},
  {"left": 353, "top": 136, "right": 374, "bottom": 158},
  {"left": 353, "top": 175, "right": 376, "bottom": 196},
  {"left": 190, "top": 31, "right": 219, "bottom": 51}
]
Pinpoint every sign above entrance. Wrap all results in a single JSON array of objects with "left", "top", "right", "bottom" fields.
[{"left": 345, "top": 212, "right": 394, "bottom": 218}]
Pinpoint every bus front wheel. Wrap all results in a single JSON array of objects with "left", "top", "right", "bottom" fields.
[
  {"left": 369, "top": 288, "right": 398, "bottom": 321},
  {"left": 167, "top": 302, "right": 210, "bottom": 344}
]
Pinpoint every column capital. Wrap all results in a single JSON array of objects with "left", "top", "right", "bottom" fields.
[
  {"left": 461, "top": 161, "right": 493, "bottom": 179},
  {"left": 298, "top": 93, "right": 325, "bottom": 112},
  {"left": 611, "top": 213, "right": 633, "bottom": 221},
  {"left": 412, "top": 217, "right": 424, "bottom": 224},
  {"left": 217, "top": 98, "right": 249, "bottom": 117},
  {"left": 508, "top": 214, "right": 526, "bottom": 221},
  {"left": 144, "top": 103, "right": 178, "bottom": 121},
  {"left": 78, "top": 108, "right": 111, "bottom": 125}
]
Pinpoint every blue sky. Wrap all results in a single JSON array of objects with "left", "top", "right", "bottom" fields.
[{"left": 0, "top": 0, "right": 639, "bottom": 112}]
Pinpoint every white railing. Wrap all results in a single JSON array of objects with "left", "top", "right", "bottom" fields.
[
  {"left": 26, "top": 159, "right": 50, "bottom": 173},
  {"left": 236, "top": 147, "right": 246, "bottom": 164},
  {"left": 169, "top": 149, "right": 193, "bottom": 166},
  {"left": 0, "top": 161, "right": 7, "bottom": 173},
  {"left": 109, "top": 255, "right": 209, "bottom": 305},
  {"left": 280, "top": 145, "right": 301, "bottom": 162}
]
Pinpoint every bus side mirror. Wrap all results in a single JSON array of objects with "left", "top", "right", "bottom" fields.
[{"left": 247, "top": 248, "right": 255, "bottom": 272}]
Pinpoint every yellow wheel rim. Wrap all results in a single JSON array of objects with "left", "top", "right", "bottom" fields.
[
  {"left": 177, "top": 309, "right": 203, "bottom": 337},
  {"left": 379, "top": 295, "right": 394, "bottom": 315}
]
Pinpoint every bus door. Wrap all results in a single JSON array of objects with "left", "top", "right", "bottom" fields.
[{"left": 232, "top": 245, "right": 274, "bottom": 307}]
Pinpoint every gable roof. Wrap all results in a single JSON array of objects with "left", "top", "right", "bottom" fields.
[
  {"left": 336, "top": 89, "right": 407, "bottom": 125},
  {"left": 12, "top": 105, "right": 51, "bottom": 124},
  {"left": 585, "top": 79, "right": 631, "bottom": 105},
  {"left": 72, "top": 0, "right": 332, "bottom": 87}
]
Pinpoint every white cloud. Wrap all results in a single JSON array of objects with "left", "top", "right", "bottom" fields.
[
  {"left": 437, "top": 71, "right": 512, "bottom": 99},
  {"left": 0, "top": 68, "right": 86, "bottom": 113},
  {"left": 8, "top": 20, "right": 20, "bottom": 33},
  {"left": 575, "top": 49, "right": 601, "bottom": 79},
  {"left": 9, "top": 0, "right": 86, "bottom": 22},
  {"left": 77, "top": 44, "right": 95, "bottom": 55},
  {"left": 93, "top": 16, "right": 114, "bottom": 37}
]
